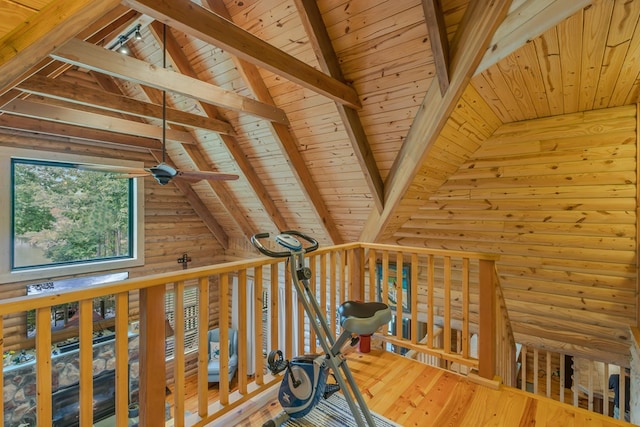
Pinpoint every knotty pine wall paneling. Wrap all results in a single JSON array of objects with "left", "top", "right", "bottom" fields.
[{"left": 395, "top": 104, "right": 638, "bottom": 365}]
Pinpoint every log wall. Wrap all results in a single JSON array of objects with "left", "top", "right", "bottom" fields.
[
  {"left": 395, "top": 104, "right": 638, "bottom": 365},
  {"left": 0, "top": 133, "right": 224, "bottom": 349}
]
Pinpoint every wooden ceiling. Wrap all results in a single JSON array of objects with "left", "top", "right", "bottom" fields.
[
  {"left": 0, "top": 0, "right": 604, "bottom": 249},
  {"left": 1, "top": 0, "right": 640, "bottom": 363}
]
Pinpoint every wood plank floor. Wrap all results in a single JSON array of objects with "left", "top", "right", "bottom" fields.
[{"left": 178, "top": 350, "right": 632, "bottom": 426}]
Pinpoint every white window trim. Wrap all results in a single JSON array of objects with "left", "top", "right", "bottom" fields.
[{"left": 0, "top": 147, "right": 145, "bottom": 284}]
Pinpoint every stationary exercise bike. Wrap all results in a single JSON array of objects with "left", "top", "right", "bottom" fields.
[{"left": 251, "top": 231, "right": 391, "bottom": 427}]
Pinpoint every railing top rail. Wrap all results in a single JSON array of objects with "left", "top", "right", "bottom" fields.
[
  {"left": 0, "top": 255, "right": 281, "bottom": 316},
  {"left": 0, "top": 241, "right": 498, "bottom": 315},
  {"left": 358, "top": 242, "right": 501, "bottom": 261}
]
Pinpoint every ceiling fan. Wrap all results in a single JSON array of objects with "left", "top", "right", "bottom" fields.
[{"left": 77, "top": 24, "right": 239, "bottom": 186}]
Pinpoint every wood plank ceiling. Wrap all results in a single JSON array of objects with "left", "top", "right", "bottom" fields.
[{"left": 1, "top": 0, "right": 640, "bottom": 361}]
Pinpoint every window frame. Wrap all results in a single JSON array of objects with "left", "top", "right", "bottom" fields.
[{"left": 0, "top": 147, "right": 145, "bottom": 283}]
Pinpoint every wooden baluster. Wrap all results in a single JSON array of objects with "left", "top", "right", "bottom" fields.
[
  {"left": 349, "top": 247, "right": 365, "bottom": 302},
  {"left": 219, "top": 274, "right": 230, "bottom": 404},
  {"left": 461, "top": 258, "right": 469, "bottom": 359},
  {"left": 270, "top": 264, "right": 279, "bottom": 353},
  {"left": 320, "top": 253, "right": 327, "bottom": 337},
  {"left": 340, "top": 249, "right": 346, "bottom": 304},
  {"left": 411, "top": 253, "right": 418, "bottom": 345},
  {"left": 79, "top": 299, "right": 94, "bottom": 426},
  {"left": 198, "top": 276, "right": 210, "bottom": 418},
  {"left": 427, "top": 254, "right": 434, "bottom": 349},
  {"left": 443, "top": 256, "right": 451, "bottom": 355},
  {"left": 546, "top": 351, "right": 551, "bottom": 398},
  {"left": 521, "top": 346, "right": 527, "bottom": 391},
  {"left": 237, "top": 270, "right": 248, "bottom": 394},
  {"left": 308, "top": 255, "right": 316, "bottom": 353},
  {"left": 330, "top": 252, "right": 337, "bottom": 337},
  {"left": 174, "top": 281, "right": 185, "bottom": 427},
  {"left": 396, "top": 252, "right": 404, "bottom": 341},
  {"left": 254, "top": 267, "right": 264, "bottom": 386},
  {"left": 533, "top": 348, "right": 539, "bottom": 394}
]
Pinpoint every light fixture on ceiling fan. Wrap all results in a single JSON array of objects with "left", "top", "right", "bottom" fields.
[{"left": 80, "top": 24, "right": 239, "bottom": 185}]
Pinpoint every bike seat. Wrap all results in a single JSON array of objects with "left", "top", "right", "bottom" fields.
[{"left": 338, "top": 301, "right": 392, "bottom": 335}]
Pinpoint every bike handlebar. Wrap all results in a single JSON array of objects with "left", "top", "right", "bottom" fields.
[{"left": 251, "top": 230, "right": 319, "bottom": 258}]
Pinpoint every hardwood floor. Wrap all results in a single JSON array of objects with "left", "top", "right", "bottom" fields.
[{"left": 177, "top": 350, "right": 631, "bottom": 426}]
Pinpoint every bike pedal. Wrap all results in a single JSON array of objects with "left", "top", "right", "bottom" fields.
[
  {"left": 267, "top": 350, "right": 289, "bottom": 374},
  {"left": 323, "top": 383, "right": 340, "bottom": 399}
]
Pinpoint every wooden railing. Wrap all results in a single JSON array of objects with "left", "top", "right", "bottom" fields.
[
  {"left": 517, "top": 343, "right": 630, "bottom": 421},
  {"left": 0, "top": 242, "right": 505, "bottom": 426}
]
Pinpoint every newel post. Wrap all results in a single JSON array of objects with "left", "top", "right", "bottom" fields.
[
  {"left": 478, "top": 259, "right": 496, "bottom": 380},
  {"left": 349, "top": 247, "right": 365, "bottom": 301},
  {"left": 139, "top": 285, "right": 167, "bottom": 426}
]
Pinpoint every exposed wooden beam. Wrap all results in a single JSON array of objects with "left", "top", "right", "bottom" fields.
[
  {"left": 0, "top": 0, "right": 121, "bottom": 94},
  {"left": 292, "top": 0, "right": 384, "bottom": 214},
  {"left": 475, "top": 0, "right": 591, "bottom": 75},
  {"left": 422, "top": 0, "right": 450, "bottom": 95},
  {"left": 2, "top": 98, "right": 195, "bottom": 144},
  {"left": 51, "top": 38, "right": 289, "bottom": 125},
  {"left": 200, "top": 5, "right": 344, "bottom": 244},
  {"left": 0, "top": 115, "right": 161, "bottom": 151},
  {"left": 360, "top": 0, "right": 512, "bottom": 243},
  {"left": 17, "top": 75, "right": 236, "bottom": 135},
  {"left": 122, "top": 0, "right": 361, "bottom": 109},
  {"left": 147, "top": 21, "right": 291, "bottom": 236}
]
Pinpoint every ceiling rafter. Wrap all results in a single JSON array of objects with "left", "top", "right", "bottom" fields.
[
  {"left": 422, "top": 0, "right": 450, "bottom": 95},
  {"left": 292, "top": 0, "right": 384, "bottom": 214},
  {"left": 203, "top": 2, "right": 344, "bottom": 244},
  {"left": 360, "top": 0, "right": 513, "bottom": 243},
  {"left": 121, "top": 0, "right": 362, "bottom": 110},
  {"left": 0, "top": 114, "right": 161, "bottom": 151},
  {"left": 147, "top": 21, "right": 291, "bottom": 236},
  {"left": 17, "top": 75, "right": 236, "bottom": 135},
  {"left": 1, "top": 98, "right": 196, "bottom": 144},
  {"left": 50, "top": 38, "right": 289, "bottom": 125},
  {"left": 0, "top": 0, "right": 122, "bottom": 95}
]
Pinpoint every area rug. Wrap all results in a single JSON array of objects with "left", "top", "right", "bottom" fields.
[{"left": 282, "top": 392, "right": 401, "bottom": 427}]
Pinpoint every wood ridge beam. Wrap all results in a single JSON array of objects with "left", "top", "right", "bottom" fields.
[
  {"left": 122, "top": 0, "right": 361, "bottom": 109},
  {"left": 360, "top": 0, "right": 512, "bottom": 243},
  {"left": 17, "top": 75, "right": 235, "bottom": 135},
  {"left": 51, "top": 38, "right": 289, "bottom": 125}
]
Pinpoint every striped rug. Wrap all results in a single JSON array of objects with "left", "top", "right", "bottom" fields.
[{"left": 283, "top": 393, "right": 401, "bottom": 427}]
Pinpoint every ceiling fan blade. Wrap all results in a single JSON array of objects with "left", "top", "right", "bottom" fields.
[
  {"left": 75, "top": 163, "right": 148, "bottom": 175},
  {"left": 175, "top": 170, "right": 239, "bottom": 182}
]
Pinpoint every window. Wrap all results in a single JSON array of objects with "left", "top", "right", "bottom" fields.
[{"left": 0, "top": 148, "right": 144, "bottom": 283}]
